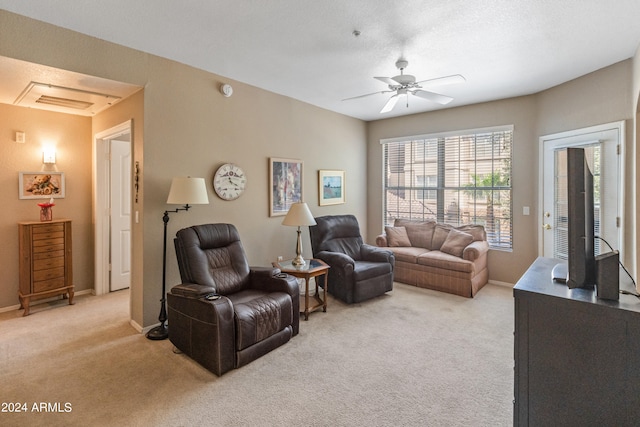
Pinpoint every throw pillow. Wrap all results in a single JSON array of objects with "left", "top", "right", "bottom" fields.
[
  {"left": 404, "top": 222, "right": 436, "bottom": 249},
  {"left": 456, "top": 224, "right": 486, "bottom": 241},
  {"left": 385, "top": 226, "right": 411, "bottom": 247},
  {"left": 431, "top": 224, "right": 452, "bottom": 250},
  {"left": 440, "top": 228, "right": 474, "bottom": 257}
]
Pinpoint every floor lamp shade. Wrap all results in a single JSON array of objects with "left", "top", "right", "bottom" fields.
[{"left": 167, "top": 177, "right": 209, "bottom": 205}]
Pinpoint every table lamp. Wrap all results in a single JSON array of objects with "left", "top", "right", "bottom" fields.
[
  {"left": 282, "top": 202, "right": 316, "bottom": 266},
  {"left": 146, "top": 176, "right": 209, "bottom": 340}
]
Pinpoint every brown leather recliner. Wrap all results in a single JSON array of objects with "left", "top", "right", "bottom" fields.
[
  {"left": 167, "top": 223, "right": 299, "bottom": 376},
  {"left": 309, "top": 215, "right": 395, "bottom": 304}
]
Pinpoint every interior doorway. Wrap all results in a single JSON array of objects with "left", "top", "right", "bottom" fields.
[
  {"left": 94, "top": 121, "right": 133, "bottom": 297},
  {"left": 539, "top": 121, "right": 624, "bottom": 258}
]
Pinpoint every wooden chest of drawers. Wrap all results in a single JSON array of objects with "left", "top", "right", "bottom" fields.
[{"left": 18, "top": 219, "right": 74, "bottom": 316}]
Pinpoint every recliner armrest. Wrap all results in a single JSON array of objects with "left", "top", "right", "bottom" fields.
[
  {"left": 248, "top": 268, "right": 300, "bottom": 336},
  {"left": 361, "top": 244, "right": 395, "bottom": 265},
  {"left": 250, "top": 266, "right": 281, "bottom": 281},
  {"left": 249, "top": 268, "right": 296, "bottom": 295},
  {"left": 171, "top": 283, "right": 216, "bottom": 298},
  {"left": 315, "top": 250, "right": 354, "bottom": 271}
]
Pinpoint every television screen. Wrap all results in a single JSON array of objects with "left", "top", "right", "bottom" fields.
[{"left": 566, "top": 147, "right": 596, "bottom": 289}]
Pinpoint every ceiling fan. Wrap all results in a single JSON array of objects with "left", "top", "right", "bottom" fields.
[{"left": 343, "top": 59, "right": 465, "bottom": 113}]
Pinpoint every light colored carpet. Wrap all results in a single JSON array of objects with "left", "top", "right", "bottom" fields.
[{"left": 0, "top": 283, "right": 514, "bottom": 427}]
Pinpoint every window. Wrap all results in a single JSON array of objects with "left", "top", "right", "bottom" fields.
[{"left": 382, "top": 126, "right": 513, "bottom": 250}]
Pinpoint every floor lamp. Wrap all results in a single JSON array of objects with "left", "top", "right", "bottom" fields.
[
  {"left": 146, "top": 176, "right": 209, "bottom": 340},
  {"left": 282, "top": 202, "right": 316, "bottom": 266}
]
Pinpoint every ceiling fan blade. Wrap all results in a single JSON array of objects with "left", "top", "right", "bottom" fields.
[
  {"left": 341, "top": 90, "right": 393, "bottom": 101},
  {"left": 411, "top": 90, "right": 454, "bottom": 105},
  {"left": 415, "top": 74, "right": 466, "bottom": 88},
  {"left": 380, "top": 94, "right": 400, "bottom": 113},
  {"left": 374, "top": 76, "right": 397, "bottom": 86}
]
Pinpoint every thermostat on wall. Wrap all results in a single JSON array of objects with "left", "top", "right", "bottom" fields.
[{"left": 220, "top": 84, "right": 233, "bottom": 97}]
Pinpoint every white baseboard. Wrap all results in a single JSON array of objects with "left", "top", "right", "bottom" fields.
[
  {"left": 129, "top": 319, "right": 145, "bottom": 333},
  {"left": 0, "top": 289, "right": 93, "bottom": 314},
  {"left": 488, "top": 280, "right": 514, "bottom": 288}
]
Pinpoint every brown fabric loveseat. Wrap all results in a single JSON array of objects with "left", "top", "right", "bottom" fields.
[{"left": 376, "top": 219, "right": 489, "bottom": 297}]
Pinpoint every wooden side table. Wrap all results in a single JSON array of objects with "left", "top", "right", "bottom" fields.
[{"left": 275, "top": 258, "right": 329, "bottom": 320}]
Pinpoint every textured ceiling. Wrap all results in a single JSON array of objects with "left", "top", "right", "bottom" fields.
[{"left": 1, "top": 1, "right": 640, "bottom": 121}]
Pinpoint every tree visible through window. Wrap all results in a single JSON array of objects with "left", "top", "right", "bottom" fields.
[{"left": 383, "top": 126, "right": 513, "bottom": 250}]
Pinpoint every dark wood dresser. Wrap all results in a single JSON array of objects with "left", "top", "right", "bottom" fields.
[
  {"left": 18, "top": 219, "right": 74, "bottom": 316},
  {"left": 514, "top": 257, "right": 640, "bottom": 426}
]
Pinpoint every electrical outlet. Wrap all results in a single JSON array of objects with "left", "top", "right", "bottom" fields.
[{"left": 277, "top": 255, "right": 283, "bottom": 262}]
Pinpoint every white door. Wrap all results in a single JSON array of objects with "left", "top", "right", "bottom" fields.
[
  {"left": 109, "top": 139, "right": 132, "bottom": 291},
  {"left": 540, "top": 122, "right": 622, "bottom": 259}
]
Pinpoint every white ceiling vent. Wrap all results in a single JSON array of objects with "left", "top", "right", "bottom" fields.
[{"left": 14, "top": 82, "right": 121, "bottom": 116}]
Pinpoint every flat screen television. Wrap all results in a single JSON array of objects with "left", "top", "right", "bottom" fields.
[
  {"left": 552, "top": 147, "right": 596, "bottom": 288},
  {"left": 566, "top": 147, "right": 596, "bottom": 288}
]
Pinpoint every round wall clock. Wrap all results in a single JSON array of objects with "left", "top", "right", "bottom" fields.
[{"left": 213, "top": 163, "right": 246, "bottom": 200}]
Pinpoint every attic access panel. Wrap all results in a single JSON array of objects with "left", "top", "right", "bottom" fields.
[{"left": 14, "top": 81, "right": 121, "bottom": 116}]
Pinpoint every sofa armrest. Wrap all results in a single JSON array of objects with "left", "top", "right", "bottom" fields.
[
  {"left": 361, "top": 244, "right": 395, "bottom": 266},
  {"left": 463, "top": 240, "right": 489, "bottom": 262},
  {"left": 376, "top": 233, "right": 389, "bottom": 247}
]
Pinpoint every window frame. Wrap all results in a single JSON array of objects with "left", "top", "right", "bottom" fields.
[{"left": 381, "top": 125, "right": 514, "bottom": 250}]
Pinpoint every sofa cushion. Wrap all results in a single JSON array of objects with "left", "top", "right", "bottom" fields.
[
  {"left": 416, "top": 250, "right": 474, "bottom": 274},
  {"left": 384, "top": 246, "right": 430, "bottom": 263},
  {"left": 385, "top": 226, "right": 411, "bottom": 247},
  {"left": 394, "top": 219, "right": 436, "bottom": 249},
  {"left": 431, "top": 224, "right": 452, "bottom": 250},
  {"left": 440, "top": 229, "right": 474, "bottom": 257}
]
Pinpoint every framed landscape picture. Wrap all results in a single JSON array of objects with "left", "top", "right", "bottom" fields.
[
  {"left": 319, "top": 170, "right": 345, "bottom": 206},
  {"left": 19, "top": 172, "right": 66, "bottom": 199},
  {"left": 269, "top": 158, "right": 303, "bottom": 216}
]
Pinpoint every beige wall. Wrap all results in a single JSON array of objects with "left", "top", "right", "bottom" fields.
[
  {"left": 367, "top": 60, "right": 636, "bottom": 285},
  {"left": 92, "top": 90, "right": 145, "bottom": 323},
  {"left": 0, "top": 10, "right": 367, "bottom": 328},
  {"left": 0, "top": 104, "right": 94, "bottom": 308}
]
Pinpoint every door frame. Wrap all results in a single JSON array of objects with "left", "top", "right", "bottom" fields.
[
  {"left": 93, "top": 120, "right": 132, "bottom": 296},
  {"left": 538, "top": 120, "right": 625, "bottom": 257}
]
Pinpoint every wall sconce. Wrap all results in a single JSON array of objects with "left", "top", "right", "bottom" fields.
[{"left": 43, "top": 149, "right": 56, "bottom": 165}]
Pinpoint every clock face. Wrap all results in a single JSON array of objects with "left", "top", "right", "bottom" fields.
[{"left": 213, "top": 163, "right": 246, "bottom": 200}]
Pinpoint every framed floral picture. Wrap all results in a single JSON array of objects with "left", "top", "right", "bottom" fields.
[
  {"left": 269, "top": 158, "right": 302, "bottom": 216},
  {"left": 319, "top": 170, "right": 345, "bottom": 206},
  {"left": 19, "top": 172, "right": 66, "bottom": 199}
]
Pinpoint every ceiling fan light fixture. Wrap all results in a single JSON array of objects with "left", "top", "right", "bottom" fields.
[{"left": 342, "top": 58, "right": 465, "bottom": 114}]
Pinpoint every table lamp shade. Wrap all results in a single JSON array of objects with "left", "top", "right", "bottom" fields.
[
  {"left": 282, "top": 202, "right": 316, "bottom": 226},
  {"left": 167, "top": 177, "right": 209, "bottom": 205}
]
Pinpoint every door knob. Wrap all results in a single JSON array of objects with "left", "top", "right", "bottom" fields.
[{"left": 543, "top": 223, "right": 552, "bottom": 230}]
